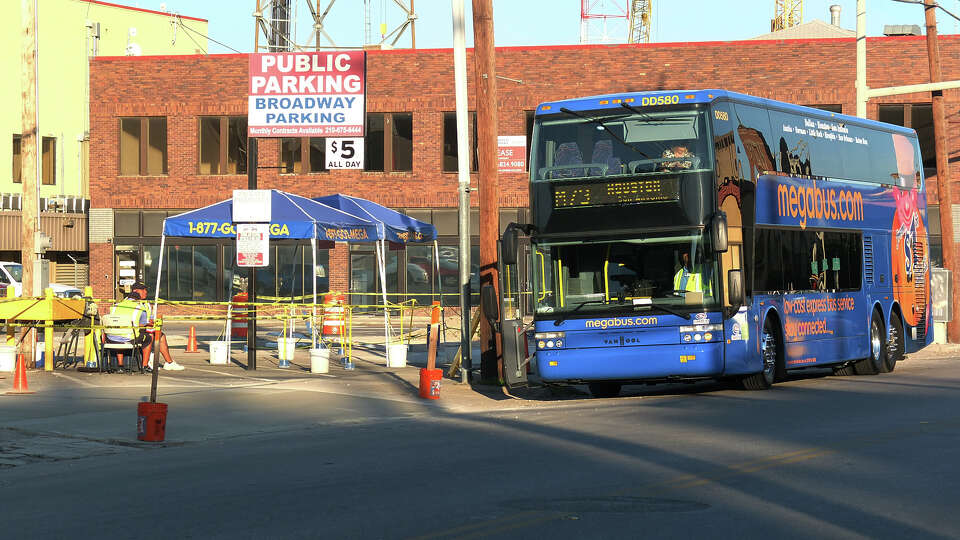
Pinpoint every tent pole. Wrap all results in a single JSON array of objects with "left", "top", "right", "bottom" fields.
[
  {"left": 153, "top": 231, "right": 166, "bottom": 318},
  {"left": 376, "top": 239, "right": 390, "bottom": 363},
  {"left": 311, "top": 234, "right": 317, "bottom": 349}
]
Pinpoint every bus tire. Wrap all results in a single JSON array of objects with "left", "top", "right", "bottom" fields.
[
  {"left": 855, "top": 310, "right": 886, "bottom": 375},
  {"left": 882, "top": 311, "right": 904, "bottom": 373},
  {"left": 741, "top": 317, "right": 782, "bottom": 390},
  {"left": 588, "top": 382, "right": 622, "bottom": 398}
]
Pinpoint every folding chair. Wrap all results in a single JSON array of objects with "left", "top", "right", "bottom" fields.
[{"left": 100, "top": 313, "right": 143, "bottom": 374}]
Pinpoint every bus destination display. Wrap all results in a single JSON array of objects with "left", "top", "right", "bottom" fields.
[{"left": 552, "top": 178, "right": 680, "bottom": 208}]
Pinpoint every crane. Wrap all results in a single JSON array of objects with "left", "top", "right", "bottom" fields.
[
  {"left": 628, "top": 0, "right": 652, "bottom": 44},
  {"left": 770, "top": 0, "right": 802, "bottom": 32}
]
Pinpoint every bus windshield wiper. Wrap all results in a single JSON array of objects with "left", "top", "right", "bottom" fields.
[
  {"left": 646, "top": 302, "right": 691, "bottom": 319},
  {"left": 620, "top": 102, "right": 655, "bottom": 121},
  {"left": 558, "top": 108, "right": 649, "bottom": 158},
  {"left": 553, "top": 298, "right": 613, "bottom": 326}
]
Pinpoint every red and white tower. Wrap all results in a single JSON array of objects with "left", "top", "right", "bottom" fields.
[{"left": 580, "top": 0, "right": 630, "bottom": 44}]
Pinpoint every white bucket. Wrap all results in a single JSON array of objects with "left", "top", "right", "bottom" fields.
[
  {"left": 310, "top": 348, "right": 330, "bottom": 374},
  {"left": 209, "top": 340, "right": 230, "bottom": 365},
  {"left": 0, "top": 345, "right": 15, "bottom": 372},
  {"left": 278, "top": 337, "right": 298, "bottom": 361},
  {"left": 386, "top": 343, "right": 408, "bottom": 368}
]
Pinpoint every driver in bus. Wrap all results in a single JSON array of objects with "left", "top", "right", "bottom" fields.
[{"left": 673, "top": 250, "right": 710, "bottom": 296}]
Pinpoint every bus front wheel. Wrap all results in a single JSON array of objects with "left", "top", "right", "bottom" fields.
[
  {"left": 741, "top": 318, "right": 782, "bottom": 390},
  {"left": 855, "top": 310, "right": 886, "bottom": 375}
]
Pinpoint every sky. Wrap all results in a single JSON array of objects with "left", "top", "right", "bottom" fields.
[{"left": 127, "top": 0, "right": 960, "bottom": 54}]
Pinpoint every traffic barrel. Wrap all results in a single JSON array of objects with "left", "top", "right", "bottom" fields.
[
  {"left": 231, "top": 292, "right": 248, "bottom": 338},
  {"left": 322, "top": 293, "right": 347, "bottom": 338}
]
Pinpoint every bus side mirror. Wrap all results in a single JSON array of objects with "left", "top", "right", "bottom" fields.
[
  {"left": 712, "top": 211, "right": 728, "bottom": 253},
  {"left": 480, "top": 283, "right": 500, "bottom": 330},
  {"left": 501, "top": 227, "right": 519, "bottom": 266},
  {"left": 727, "top": 269, "right": 744, "bottom": 308}
]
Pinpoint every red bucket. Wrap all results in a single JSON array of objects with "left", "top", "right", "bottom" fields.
[
  {"left": 137, "top": 402, "right": 168, "bottom": 442},
  {"left": 418, "top": 368, "right": 442, "bottom": 400}
]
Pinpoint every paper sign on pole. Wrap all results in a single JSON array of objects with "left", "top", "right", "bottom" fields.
[
  {"left": 236, "top": 223, "right": 270, "bottom": 267},
  {"left": 497, "top": 135, "right": 526, "bottom": 173},
  {"left": 326, "top": 138, "right": 364, "bottom": 169},
  {"left": 248, "top": 51, "right": 366, "bottom": 138},
  {"left": 233, "top": 189, "right": 272, "bottom": 223}
]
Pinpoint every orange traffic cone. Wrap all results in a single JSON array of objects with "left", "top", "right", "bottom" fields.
[
  {"left": 7, "top": 353, "right": 34, "bottom": 395},
  {"left": 185, "top": 325, "right": 199, "bottom": 353}
]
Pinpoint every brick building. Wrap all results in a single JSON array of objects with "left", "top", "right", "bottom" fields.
[{"left": 88, "top": 35, "right": 960, "bottom": 304}]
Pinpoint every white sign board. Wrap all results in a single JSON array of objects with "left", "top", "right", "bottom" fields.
[
  {"left": 236, "top": 223, "right": 270, "bottom": 267},
  {"left": 326, "top": 138, "right": 364, "bottom": 169},
  {"left": 233, "top": 189, "right": 272, "bottom": 223},
  {"left": 248, "top": 51, "right": 366, "bottom": 137},
  {"left": 497, "top": 135, "right": 526, "bottom": 173}
]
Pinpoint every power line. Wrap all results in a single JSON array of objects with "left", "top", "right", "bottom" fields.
[
  {"left": 891, "top": 0, "right": 960, "bottom": 23},
  {"left": 176, "top": 16, "right": 243, "bottom": 54}
]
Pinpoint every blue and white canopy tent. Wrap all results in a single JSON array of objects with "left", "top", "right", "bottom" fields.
[
  {"left": 314, "top": 194, "right": 437, "bottom": 246},
  {"left": 159, "top": 190, "right": 381, "bottom": 349},
  {"left": 315, "top": 194, "right": 440, "bottom": 354}
]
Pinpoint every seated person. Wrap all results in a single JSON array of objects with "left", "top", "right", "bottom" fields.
[
  {"left": 673, "top": 251, "right": 711, "bottom": 296},
  {"left": 659, "top": 145, "right": 696, "bottom": 170},
  {"left": 106, "top": 282, "right": 183, "bottom": 371}
]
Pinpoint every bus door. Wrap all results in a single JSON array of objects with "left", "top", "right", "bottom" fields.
[{"left": 498, "top": 225, "right": 532, "bottom": 387}]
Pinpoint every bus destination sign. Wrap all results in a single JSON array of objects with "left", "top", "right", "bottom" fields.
[{"left": 552, "top": 177, "right": 680, "bottom": 208}]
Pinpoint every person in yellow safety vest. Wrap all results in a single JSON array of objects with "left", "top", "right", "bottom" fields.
[
  {"left": 106, "top": 282, "right": 183, "bottom": 371},
  {"left": 673, "top": 251, "right": 710, "bottom": 295}
]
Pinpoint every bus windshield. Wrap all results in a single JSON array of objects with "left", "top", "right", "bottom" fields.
[
  {"left": 531, "top": 107, "right": 710, "bottom": 182},
  {"left": 533, "top": 230, "right": 720, "bottom": 316}
]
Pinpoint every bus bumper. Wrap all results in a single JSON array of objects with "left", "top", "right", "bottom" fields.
[{"left": 536, "top": 342, "right": 723, "bottom": 382}]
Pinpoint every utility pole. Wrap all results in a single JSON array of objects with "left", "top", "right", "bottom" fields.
[
  {"left": 472, "top": 0, "right": 501, "bottom": 382},
  {"left": 924, "top": 0, "right": 959, "bottom": 342},
  {"left": 21, "top": 0, "right": 39, "bottom": 360},
  {"left": 247, "top": 138, "right": 258, "bottom": 370},
  {"left": 855, "top": 0, "right": 867, "bottom": 117},
  {"left": 451, "top": 0, "right": 471, "bottom": 381}
]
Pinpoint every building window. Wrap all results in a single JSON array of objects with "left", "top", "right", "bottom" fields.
[
  {"left": 364, "top": 113, "right": 413, "bottom": 172},
  {"left": 879, "top": 103, "right": 936, "bottom": 172},
  {"left": 12, "top": 134, "right": 56, "bottom": 184},
  {"left": 442, "top": 111, "right": 478, "bottom": 172},
  {"left": 280, "top": 137, "right": 327, "bottom": 174},
  {"left": 41, "top": 137, "right": 55, "bottom": 185},
  {"left": 802, "top": 104, "right": 842, "bottom": 113},
  {"left": 198, "top": 116, "right": 247, "bottom": 175},
  {"left": 119, "top": 117, "right": 167, "bottom": 176},
  {"left": 928, "top": 205, "right": 943, "bottom": 267},
  {"left": 12, "top": 135, "right": 20, "bottom": 183}
]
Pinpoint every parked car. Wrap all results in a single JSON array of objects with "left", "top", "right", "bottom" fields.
[{"left": 0, "top": 261, "right": 83, "bottom": 298}]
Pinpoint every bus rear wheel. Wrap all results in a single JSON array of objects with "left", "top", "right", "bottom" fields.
[
  {"left": 855, "top": 310, "right": 886, "bottom": 375},
  {"left": 741, "top": 318, "right": 781, "bottom": 390},
  {"left": 588, "top": 382, "right": 622, "bottom": 398},
  {"left": 882, "top": 311, "right": 904, "bottom": 373}
]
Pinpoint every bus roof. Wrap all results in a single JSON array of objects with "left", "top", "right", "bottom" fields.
[{"left": 535, "top": 89, "right": 916, "bottom": 138}]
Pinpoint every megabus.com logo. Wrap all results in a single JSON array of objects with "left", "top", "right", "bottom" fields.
[
  {"left": 585, "top": 317, "right": 658, "bottom": 329},
  {"left": 777, "top": 181, "right": 863, "bottom": 229}
]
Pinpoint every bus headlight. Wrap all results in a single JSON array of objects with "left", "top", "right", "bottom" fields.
[
  {"left": 536, "top": 332, "right": 565, "bottom": 349},
  {"left": 680, "top": 324, "right": 721, "bottom": 343}
]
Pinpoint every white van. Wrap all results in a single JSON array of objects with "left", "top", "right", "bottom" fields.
[{"left": 0, "top": 261, "right": 82, "bottom": 298}]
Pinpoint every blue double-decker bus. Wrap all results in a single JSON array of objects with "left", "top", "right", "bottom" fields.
[{"left": 483, "top": 90, "right": 932, "bottom": 397}]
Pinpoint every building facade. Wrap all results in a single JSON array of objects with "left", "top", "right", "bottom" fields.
[
  {"left": 2, "top": 0, "right": 206, "bottom": 284},
  {"left": 88, "top": 35, "right": 960, "bottom": 305}
]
